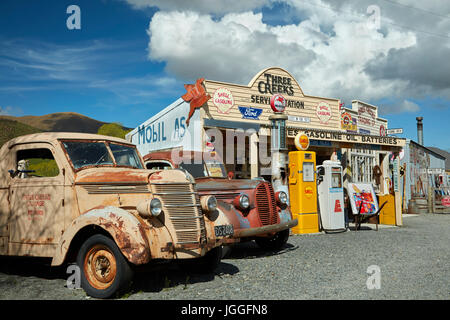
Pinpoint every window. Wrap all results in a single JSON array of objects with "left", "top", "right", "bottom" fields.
[
  {"left": 16, "top": 148, "right": 59, "bottom": 178},
  {"left": 303, "top": 162, "right": 315, "bottom": 182},
  {"left": 109, "top": 143, "right": 143, "bottom": 169},
  {"left": 61, "top": 140, "right": 143, "bottom": 170},
  {"left": 351, "top": 148, "right": 375, "bottom": 183},
  {"left": 146, "top": 162, "right": 173, "bottom": 170},
  {"left": 331, "top": 172, "right": 342, "bottom": 188},
  {"left": 62, "top": 141, "right": 113, "bottom": 169},
  {"left": 179, "top": 162, "right": 207, "bottom": 178}
]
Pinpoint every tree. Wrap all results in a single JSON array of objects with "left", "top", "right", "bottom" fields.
[{"left": 97, "top": 123, "right": 131, "bottom": 140}]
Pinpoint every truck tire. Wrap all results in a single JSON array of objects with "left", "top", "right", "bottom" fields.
[
  {"left": 255, "top": 229, "right": 290, "bottom": 251},
  {"left": 181, "top": 246, "right": 223, "bottom": 274},
  {"left": 77, "top": 234, "right": 134, "bottom": 299}
]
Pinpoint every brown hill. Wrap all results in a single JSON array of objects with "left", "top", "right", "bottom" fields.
[
  {"left": 0, "top": 112, "right": 108, "bottom": 134},
  {"left": 0, "top": 118, "right": 42, "bottom": 147}
]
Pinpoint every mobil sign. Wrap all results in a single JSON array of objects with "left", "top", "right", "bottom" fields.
[{"left": 126, "top": 98, "right": 202, "bottom": 156}]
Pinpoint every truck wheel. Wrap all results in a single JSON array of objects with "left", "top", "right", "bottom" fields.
[
  {"left": 255, "top": 229, "right": 290, "bottom": 251},
  {"left": 181, "top": 246, "right": 223, "bottom": 274},
  {"left": 77, "top": 234, "right": 134, "bottom": 299}
]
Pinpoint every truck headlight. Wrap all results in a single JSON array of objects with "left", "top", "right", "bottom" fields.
[
  {"left": 137, "top": 198, "right": 162, "bottom": 217},
  {"left": 150, "top": 198, "right": 162, "bottom": 216},
  {"left": 235, "top": 194, "right": 250, "bottom": 210},
  {"left": 276, "top": 191, "right": 288, "bottom": 205},
  {"left": 201, "top": 195, "right": 217, "bottom": 213}
]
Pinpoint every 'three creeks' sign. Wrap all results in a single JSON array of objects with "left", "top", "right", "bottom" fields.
[{"left": 257, "top": 73, "right": 295, "bottom": 96}]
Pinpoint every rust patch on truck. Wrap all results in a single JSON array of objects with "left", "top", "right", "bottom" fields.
[{"left": 96, "top": 212, "right": 150, "bottom": 265}]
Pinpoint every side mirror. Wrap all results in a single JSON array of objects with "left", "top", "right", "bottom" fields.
[{"left": 227, "top": 171, "right": 234, "bottom": 180}]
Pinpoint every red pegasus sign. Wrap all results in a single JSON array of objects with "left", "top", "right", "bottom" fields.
[{"left": 181, "top": 78, "right": 211, "bottom": 126}]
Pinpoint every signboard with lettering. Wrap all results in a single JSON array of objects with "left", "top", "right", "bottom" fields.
[
  {"left": 288, "top": 115, "right": 310, "bottom": 123},
  {"left": 387, "top": 128, "right": 403, "bottom": 135},
  {"left": 341, "top": 112, "right": 357, "bottom": 132},
  {"left": 270, "top": 94, "right": 286, "bottom": 113},
  {"left": 213, "top": 87, "right": 234, "bottom": 114},
  {"left": 357, "top": 104, "right": 376, "bottom": 127},
  {"left": 203, "top": 67, "right": 340, "bottom": 129},
  {"left": 316, "top": 102, "right": 332, "bottom": 124},
  {"left": 126, "top": 98, "right": 203, "bottom": 156},
  {"left": 238, "top": 106, "right": 263, "bottom": 120},
  {"left": 257, "top": 72, "right": 295, "bottom": 96},
  {"left": 287, "top": 127, "right": 405, "bottom": 147}
]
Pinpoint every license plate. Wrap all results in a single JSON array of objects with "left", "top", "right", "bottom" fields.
[{"left": 214, "top": 224, "right": 234, "bottom": 237}]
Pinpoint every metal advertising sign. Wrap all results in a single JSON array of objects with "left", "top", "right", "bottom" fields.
[
  {"left": 238, "top": 106, "right": 263, "bottom": 120},
  {"left": 270, "top": 94, "right": 286, "bottom": 113},
  {"left": 213, "top": 87, "right": 234, "bottom": 114},
  {"left": 442, "top": 196, "right": 450, "bottom": 207},
  {"left": 341, "top": 112, "right": 357, "bottom": 132},
  {"left": 380, "top": 124, "right": 386, "bottom": 136},
  {"left": 316, "top": 101, "right": 332, "bottom": 124},
  {"left": 348, "top": 183, "right": 379, "bottom": 215}
]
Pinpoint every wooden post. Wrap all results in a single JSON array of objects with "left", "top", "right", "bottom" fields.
[{"left": 427, "top": 182, "right": 433, "bottom": 213}]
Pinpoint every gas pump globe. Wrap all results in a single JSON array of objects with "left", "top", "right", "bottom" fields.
[{"left": 269, "top": 94, "right": 289, "bottom": 197}]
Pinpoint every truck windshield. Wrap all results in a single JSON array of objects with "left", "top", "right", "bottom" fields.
[
  {"left": 109, "top": 143, "right": 143, "bottom": 169},
  {"left": 62, "top": 141, "right": 143, "bottom": 170},
  {"left": 179, "top": 160, "right": 226, "bottom": 178}
]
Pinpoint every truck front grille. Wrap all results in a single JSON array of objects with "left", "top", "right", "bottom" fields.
[
  {"left": 151, "top": 183, "right": 206, "bottom": 245},
  {"left": 255, "top": 183, "right": 278, "bottom": 226}
]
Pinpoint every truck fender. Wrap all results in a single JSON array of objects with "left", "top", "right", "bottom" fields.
[{"left": 52, "top": 206, "right": 151, "bottom": 266}]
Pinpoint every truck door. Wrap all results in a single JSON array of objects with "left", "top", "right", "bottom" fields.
[{"left": 8, "top": 143, "right": 65, "bottom": 257}]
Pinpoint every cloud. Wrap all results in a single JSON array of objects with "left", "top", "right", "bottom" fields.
[
  {"left": 145, "top": 5, "right": 417, "bottom": 108},
  {"left": 378, "top": 99, "right": 421, "bottom": 115},
  {"left": 0, "top": 106, "right": 23, "bottom": 116},
  {"left": 120, "top": 0, "right": 450, "bottom": 114},
  {"left": 124, "top": 0, "right": 272, "bottom": 15},
  {"left": 147, "top": 11, "right": 317, "bottom": 84}
]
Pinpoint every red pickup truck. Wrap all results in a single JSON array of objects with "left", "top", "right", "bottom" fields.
[{"left": 143, "top": 150, "right": 297, "bottom": 250}]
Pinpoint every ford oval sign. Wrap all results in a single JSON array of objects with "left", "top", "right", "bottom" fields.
[{"left": 270, "top": 94, "right": 286, "bottom": 113}]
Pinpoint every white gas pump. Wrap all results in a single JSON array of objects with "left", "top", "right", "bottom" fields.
[{"left": 317, "top": 160, "right": 347, "bottom": 233}]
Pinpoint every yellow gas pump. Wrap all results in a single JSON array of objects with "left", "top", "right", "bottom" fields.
[{"left": 289, "top": 133, "right": 319, "bottom": 234}]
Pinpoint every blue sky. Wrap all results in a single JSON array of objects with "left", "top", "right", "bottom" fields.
[{"left": 1, "top": 0, "right": 449, "bottom": 151}]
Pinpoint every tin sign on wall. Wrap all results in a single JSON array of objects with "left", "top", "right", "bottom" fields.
[
  {"left": 270, "top": 94, "right": 286, "bottom": 113},
  {"left": 341, "top": 112, "right": 357, "bottom": 132},
  {"left": 238, "top": 106, "right": 263, "bottom": 120},
  {"left": 213, "top": 87, "right": 234, "bottom": 114},
  {"left": 380, "top": 125, "right": 386, "bottom": 136},
  {"left": 316, "top": 101, "right": 332, "bottom": 124}
]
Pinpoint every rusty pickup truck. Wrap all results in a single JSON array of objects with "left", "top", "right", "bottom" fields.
[
  {"left": 0, "top": 133, "right": 236, "bottom": 298},
  {"left": 144, "top": 150, "right": 298, "bottom": 250}
]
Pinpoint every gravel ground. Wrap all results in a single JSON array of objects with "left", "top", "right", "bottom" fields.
[{"left": 0, "top": 213, "right": 448, "bottom": 300}]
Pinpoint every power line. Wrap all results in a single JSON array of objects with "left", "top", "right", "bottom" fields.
[
  {"left": 299, "top": 0, "right": 450, "bottom": 40},
  {"left": 379, "top": 0, "right": 450, "bottom": 20}
]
